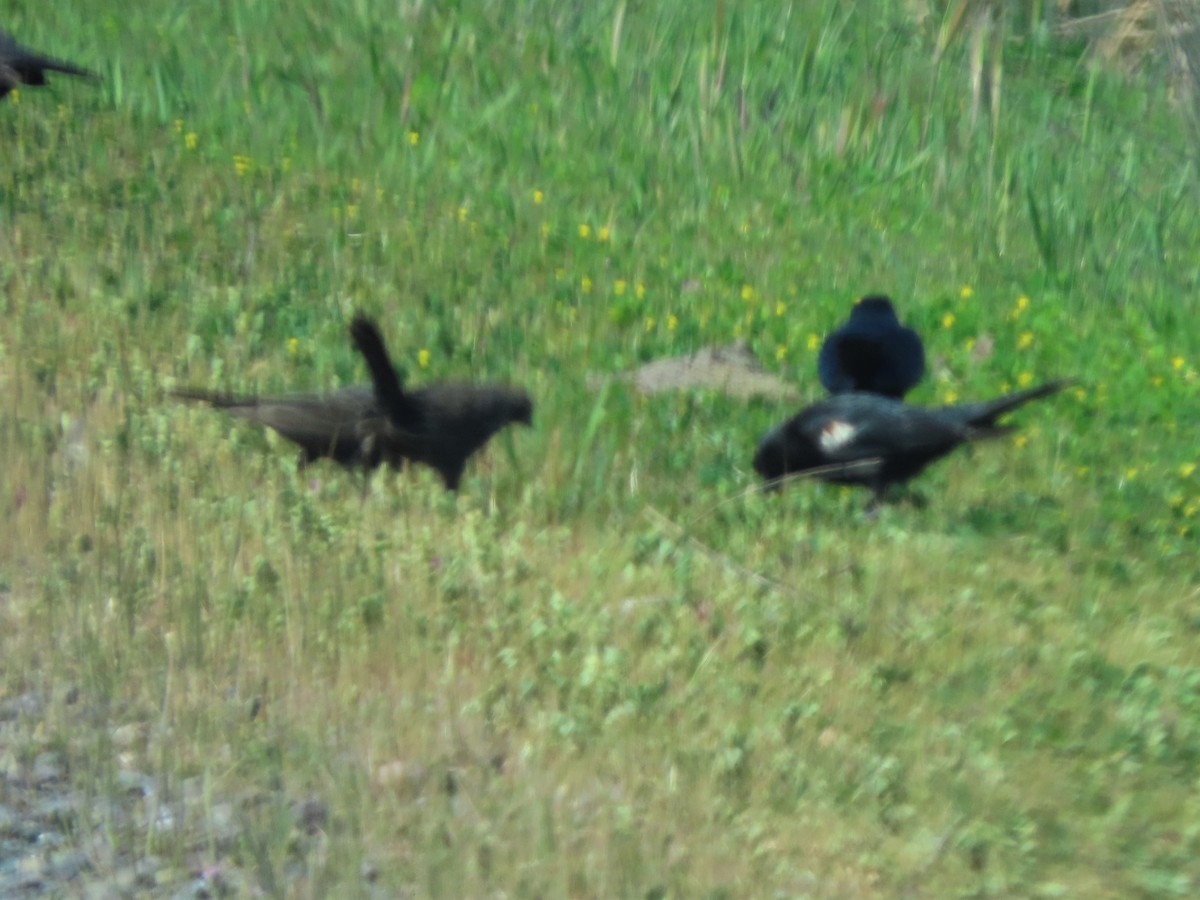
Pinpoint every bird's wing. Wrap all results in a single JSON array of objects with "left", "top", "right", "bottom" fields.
[
  {"left": 799, "top": 399, "right": 964, "bottom": 462},
  {"left": 224, "top": 398, "right": 363, "bottom": 435},
  {"left": 818, "top": 332, "right": 876, "bottom": 393},
  {"left": 835, "top": 334, "right": 888, "bottom": 377},
  {"left": 175, "top": 387, "right": 376, "bottom": 442},
  {"left": 835, "top": 329, "right": 925, "bottom": 397},
  {"left": 889, "top": 327, "right": 926, "bottom": 385},
  {"left": 230, "top": 397, "right": 384, "bottom": 464}
]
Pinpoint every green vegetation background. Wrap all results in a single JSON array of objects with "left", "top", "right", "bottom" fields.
[{"left": 2, "top": 1, "right": 1198, "bottom": 895}]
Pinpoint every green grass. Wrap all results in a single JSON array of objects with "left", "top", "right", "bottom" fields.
[{"left": 2, "top": 1, "right": 1199, "bottom": 895}]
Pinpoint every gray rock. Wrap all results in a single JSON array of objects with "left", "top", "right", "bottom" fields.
[{"left": 605, "top": 342, "right": 800, "bottom": 399}]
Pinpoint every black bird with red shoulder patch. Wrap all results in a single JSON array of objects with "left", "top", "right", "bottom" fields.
[{"left": 753, "top": 381, "right": 1068, "bottom": 509}]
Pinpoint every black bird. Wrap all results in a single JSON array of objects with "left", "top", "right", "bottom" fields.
[
  {"left": 0, "top": 29, "right": 98, "bottom": 101},
  {"left": 173, "top": 318, "right": 533, "bottom": 491},
  {"left": 817, "top": 295, "right": 925, "bottom": 399},
  {"left": 753, "top": 380, "right": 1068, "bottom": 509},
  {"left": 348, "top": 314, "right": 533, "bottom": 491}
]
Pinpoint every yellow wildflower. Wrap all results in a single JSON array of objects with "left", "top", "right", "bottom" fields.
[
  {"left": 533, "top": 190, "right": 544, "bottom": 205},
  {"left": 1018, "top": 332, "right": 1034, "bottom": 350},
  {"left": 667, "top": 315, "right": 678, "bottom": 332},
  {"left": 1017, "top": 372, "right": 1033, "bottom": 387},
  {"left": 418, "top": 349, "right": 430, "bottom": 369},
  {"left": 960, "top": 286, "right": 974, "bottom": 299},
  {"left": 578, "top": 224, "right": 591, "bottom": 239},
  {"left": 598, "top": 226, "right": 610, "bottom": 242},
  {"left": 408, "top": 131, "right": 420, "bottom": 146},
  {"left": 581, "top": 276, "right": 592, "bottom": 294},
  {"left": 942, "top": 313, "right": 955, "bottom": 329},
  {"left": 614, "top": 280, "right": 627, "bottom": 296},
  {"left": 741, "top": 285, "right": 755, "bottom": 302}
]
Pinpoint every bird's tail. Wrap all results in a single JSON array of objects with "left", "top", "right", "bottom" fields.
[
  {"left": 348, "top": 315, "right": 422, "bottom": 428},
  {"left": 42, "top": 58, "right": 100, "bottom": 81},
  {"left": 14, "top": 48, "right": 101, "bottom": 82},
  {"left": 169, "top": 387, "right": 258, "bottom": 408},
  {"left": 950, "top": 379, "right": 1071, "bottom": 435}
]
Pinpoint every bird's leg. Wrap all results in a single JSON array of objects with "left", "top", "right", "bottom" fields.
[
  {"left": 439, "top": 460, "right": 466, "bottom": 492},
  {"left": 357, "top": 468, "right": 372, "bottom": 508},
  {"left": 864, "top": 482, "right": 888, "bottom": 520},
  {"left": 295, "top": 451, "right": 321, "bottom": 491}
]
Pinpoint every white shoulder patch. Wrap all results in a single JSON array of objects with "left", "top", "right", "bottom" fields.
[{"left": 819, "top": 419, "right": 858, "bottom": 451}]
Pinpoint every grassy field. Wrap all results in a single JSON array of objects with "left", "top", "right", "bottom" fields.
[{"left": 2, "top": 0, "right": 1199, "bottom": 895}]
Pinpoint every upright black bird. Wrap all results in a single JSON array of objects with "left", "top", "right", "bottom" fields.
[
  {"left": 172, "top": 317, "right": 533, "bottom": 491},
  {"left": 753, "top": 380, "right": 1067, "bottom": 509},
  {"left": 348, "top": 315, "right": 533, "bottom": 491},
  {"left": 817, "top": 295, "right": 925, "bottom": 399},
  {"left": 0, "top": 29, "right": 98, "bottom": 100}
]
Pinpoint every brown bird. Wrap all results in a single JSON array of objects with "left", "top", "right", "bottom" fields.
[
  {"left": 170, "top": 384, "right": 399, "bottom": 470},
  {"left": 348, "top": 314, "right": 533, "bottom": 490},
  {"left": 1, "top": 29, "right": 98, "bottom": 100},
  {"left": 172, "top": 317, "right": 533, "bottom": 491}
]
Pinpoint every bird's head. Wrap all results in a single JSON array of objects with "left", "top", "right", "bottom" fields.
[
  {"left": 851, "top": 295, "right": 899, "bottom": 320},
  {"left": 752, "top": 429, "right": 786, "bottom": 482}
]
